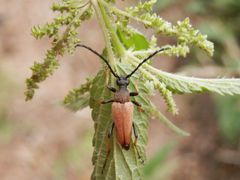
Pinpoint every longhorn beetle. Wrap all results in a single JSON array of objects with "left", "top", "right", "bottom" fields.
[{"left": 75, "top": 44, "right": 168, "bottom": 173}]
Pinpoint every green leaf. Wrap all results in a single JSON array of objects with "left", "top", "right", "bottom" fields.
[
  {"left": 63, "top": 78, "right": 92, "bottom": 111},
  {"left": 64, "top": 93, "right": 89, "bottom": 111},
  {"left": 154, "top": 69, "right": 240, "bottom": 95},
  {"left": 117, "top": 27, "right": 149, "bottom": 51},
  {"left": 131, "top": 58, "right": 240, "bottom": 95}
]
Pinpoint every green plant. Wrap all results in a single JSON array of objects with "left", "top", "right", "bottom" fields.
[{"left": 25, "top": 0, "right": 240, "bottom": 179}]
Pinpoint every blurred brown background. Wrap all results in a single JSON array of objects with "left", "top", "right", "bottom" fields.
[{"left": 0, "top": 0, "right": 239, "bottom": 180}]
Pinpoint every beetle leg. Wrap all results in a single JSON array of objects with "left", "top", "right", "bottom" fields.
[
  {"left": 101, "top": 99, "right": 115, "bottom": 105},
  {"left": 132, "top": 100, "right": 144, "bottom": 112},
  {"left": 132, "top": 122, "right": 144, "bottom": 163},
  {"left": 132, "top": 122, "right": 138, "bottom": 146},
  {"left": 102, "top": 123, "right": 115, "bottom": 174},
  {"left": 108, "top": 122, "right": 115, "bottom": 138},
  {"left": 107, "top": 86, "right": 117, "bottom": 93},
  {"left": 129, "top": 92, "right": 138, "bottom": 96},
  {"left": 132, "top": 100, "right": 141, "bottom": 106}
]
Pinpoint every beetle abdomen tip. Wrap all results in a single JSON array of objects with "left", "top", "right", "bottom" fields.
[{"left": 122, "top": 144, "right": 130, "bottom": 150}]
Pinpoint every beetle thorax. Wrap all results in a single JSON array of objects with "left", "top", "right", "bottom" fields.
[{"left": 114, "top": 86, "right": 130, "bottom": 103}]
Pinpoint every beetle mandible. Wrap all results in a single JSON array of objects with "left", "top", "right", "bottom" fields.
[{"left": 75, "top": 44, "right": 168, "bottom": 172}]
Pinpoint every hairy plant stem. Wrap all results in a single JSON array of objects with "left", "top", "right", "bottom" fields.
[
  {"left": 98, "top": 2, "right": 125, "bottom": 58},
  {"left": 91, "top": 0, "right": 125, "bottom": 73},
  {"left": 91, "top": 0, "right": 115, "bottom": 68}
]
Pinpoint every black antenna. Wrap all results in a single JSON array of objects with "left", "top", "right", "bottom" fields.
[
  {"left": 126, "top": 47, "right": 169, "bottom": 78},
  {"left": 75, "top": 44, "right": 120, "bottom": 78}
]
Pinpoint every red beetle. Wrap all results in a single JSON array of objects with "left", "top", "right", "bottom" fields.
[{"left": 75, "top": 44, "right": 168, "bottom": 172}]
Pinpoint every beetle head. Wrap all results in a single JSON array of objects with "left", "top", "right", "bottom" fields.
[{"left": 116, "top": 77, "right": 129, "bottom": 87}]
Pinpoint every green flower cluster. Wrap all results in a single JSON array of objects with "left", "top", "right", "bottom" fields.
[
  {"left": 63, "top": 78, "right": 92, "bottom": 111},
  {"left": 25, "top": 0, "right": 93, "bottom": 100}
]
